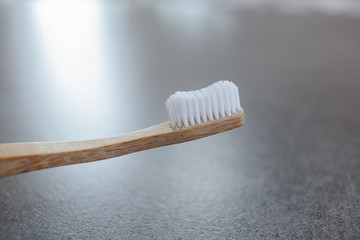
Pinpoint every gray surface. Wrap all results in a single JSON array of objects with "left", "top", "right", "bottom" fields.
[{"left": 1, "top": 0, "right": 360, "bottom": 239}]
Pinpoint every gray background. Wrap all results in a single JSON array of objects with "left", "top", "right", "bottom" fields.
[{"left": 0, "top": 0, "right": 360, "bottom": 239}]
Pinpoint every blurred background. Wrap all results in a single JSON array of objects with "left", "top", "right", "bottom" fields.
[{"left": 0, "top": 0, "right": 360, "bottom": 239}]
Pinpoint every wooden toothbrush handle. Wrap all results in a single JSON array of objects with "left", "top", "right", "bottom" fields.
[{"left": 0, "top": 109, "right": 244, "bottom": 178}]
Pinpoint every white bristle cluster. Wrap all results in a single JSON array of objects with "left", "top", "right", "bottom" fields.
[{"left": 165, "top": 80, "right": 241, "bottom": 128}]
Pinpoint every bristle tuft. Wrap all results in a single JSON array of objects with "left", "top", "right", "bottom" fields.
[{"left": 165, "top": 80, "right": 241, "bottom": 128}]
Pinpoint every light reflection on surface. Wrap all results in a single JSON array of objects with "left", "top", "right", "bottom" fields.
[
  {"left": 33, "top": 0, "right": 114, "bottom": 132},
  {"left": 153, "top": 1, "right": 233, "bottom": 37},
  {"left": 31, "top": 0, "right": 146, "bottom": 141},
  {"left": 154, "top": 2, "right": 210, "bottom": 35}
]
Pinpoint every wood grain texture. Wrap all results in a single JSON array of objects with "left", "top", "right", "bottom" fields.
[{"left": 0, "top": 109, "right": 244, "bottom": 178}]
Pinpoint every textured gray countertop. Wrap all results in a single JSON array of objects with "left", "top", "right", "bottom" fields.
[{"left": 0, "top": 1, "right": 360, "bottom": 239}]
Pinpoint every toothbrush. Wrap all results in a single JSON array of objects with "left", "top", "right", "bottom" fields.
[{"left": 0, "top": 81, "right": 244, "bottom": 178}]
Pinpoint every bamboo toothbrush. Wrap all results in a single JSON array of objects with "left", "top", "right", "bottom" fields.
[{"left": 0, "top": 81, "right": 244, "bottom": 178}]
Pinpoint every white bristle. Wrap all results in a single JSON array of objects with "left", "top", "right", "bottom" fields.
[{"left": 165, "top": 80, "right": 241, "bottom": 128}]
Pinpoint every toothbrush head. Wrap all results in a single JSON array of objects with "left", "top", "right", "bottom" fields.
[{"left": 165, "top": 81, "right": 241, "bottom": 128}]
